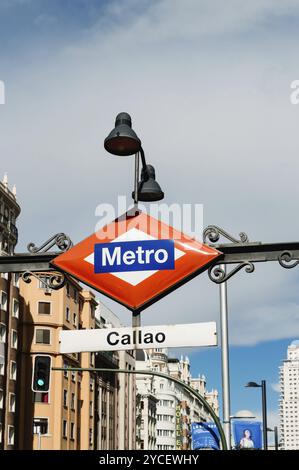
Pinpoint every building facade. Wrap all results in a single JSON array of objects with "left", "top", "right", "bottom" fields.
[
  {"left": 94, "top": 312, "right": 119, "bottom": 450},
  {"left": 135, "top": 350, "right": 158, "bottom": 450},
  {"left": 95, "top": 302, "right": 136, "bottom": 450},
  {"left": 279, "top": 340, "right": 299, "bottom": 450},
  {"left": 0, "top": 175, "right": 21, "bottom": 449},
  {"left": 18, "top": 276, "right": 97, "bottom": 450},
  {"left": 135, "top": 348, "right": 219, "bottom": 451}
]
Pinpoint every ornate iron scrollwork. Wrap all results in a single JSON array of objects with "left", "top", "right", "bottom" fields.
[
  {"left": 21, "top": 271, "right": 66, "bottom": 290},
  {"left": 208, "top": 262, "right": 255, "bottom": 284},
  {"left": 203, "top": 225, "right": 249, "bottom": 245},
  {"left": 278, "top": 251, "right": 299, "bottom": 269},
  {"left": 27, "top": 233, "right": 73, "bottom": 254}
]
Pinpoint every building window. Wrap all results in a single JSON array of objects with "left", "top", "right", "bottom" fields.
[
  {"left": 73, "top": 312, "right": 77, "bottom": 327},
  {"left": 11, "top": 330, "right": 18, "bottom": 349},
  {"left": 90, "top": 378, "right": 94, "bottom": 391},
  {"left": 1, "top": 291, "right": 7, "bottom": 311},
  {"left": 63, "top": 390, "right": 68, "bottom": 407},
  {"left": 9, "top": 393, "right": 16, "bottom": 413},
  {"left": 71, "top": 370, "right": 76, "bottom": 382},
  {"left": 89, "top": 428, "right": 93, "bottom": 447},
  {"left": 0, "top": 361, "right": 4, "bottom": 376},
  {"left": 63, "top": 362, "right": 68, "bottom": 378},
  {"left": 89, "top": 401, "right": 93, "bottom": 417},
  {"left": 70, "top": 422, "right": 75, "bottom": 440},
  {"left": 62, "top": 420, "right": 67, "bottom": 438},
  {"left": 7, "top": 426, "right": 14, "bottom": 446},
  {"left": 38, "top": 301, "right": 51, "bottom": 315},
  {"left": 74, "top": 289, "right": 78, "bottom": 303},
  {"left": 13, "top": 273, "right": 20, "bottom": 287},
  {"left": 33, "top": 418, "right": 48, "bottom": 435},
  {"left": 66, "top": 283, "right": 70, "bottom": 297},
  {"left": 35, "top": 329, "right": 50, "bottom": 345},
  {"left": 10, "top": 361, "right": 17, "bottom": 380},
  {"left": 0, "top": 323, "right": 6, "bottom": 342},
  {"left": 0, "top": 388, "right": 3, "bottom": 408},
  {"left": 12, "top": 299, "right": 19, "bottom": 318},
  {"left": 34, "top": 393, "right": 49, "bottom": 403},
  {"left": 71, "top": 393, "right": 75, "bottom": 410},
  {"left": 66, "top": 307, "right": 70, "bottom": 322},
  {"left": 38, "top": 276, "right": 51, "bottom": 293}
]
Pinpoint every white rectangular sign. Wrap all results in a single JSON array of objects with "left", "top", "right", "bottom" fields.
[{"left": 59, "top": 322, "right": 217, "bottom": 354}]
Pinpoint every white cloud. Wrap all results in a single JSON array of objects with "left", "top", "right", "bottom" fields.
[
  {"left": 91, "top": 0, "right": 299, "bottom": 43},
  {"left": 271, "top": 382, "right": 280, "bottom": 393}
]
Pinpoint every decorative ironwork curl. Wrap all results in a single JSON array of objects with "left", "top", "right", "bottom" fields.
[
  {"left": 208, "top": 262, "right": 255, "bottom": 284},
  {"left": 278, "top": 251, "right": 299, "bottom": 269},
  {"left": 21, "top": 271, "right": 66, "bottom": 290},
  {"left": 203, "top": 225, "right": 249, "bottom": 245},
  {"left": 27, "top": 233, "right": 73, "bottom": 254}
]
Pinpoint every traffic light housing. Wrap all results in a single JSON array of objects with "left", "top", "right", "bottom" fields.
[{"left": 32, "top": 355, "right": 51, "bottom": 393}]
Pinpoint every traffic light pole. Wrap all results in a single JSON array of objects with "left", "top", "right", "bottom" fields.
[{"left": 52, "top": 366, "right": 228, "bottom": 450}]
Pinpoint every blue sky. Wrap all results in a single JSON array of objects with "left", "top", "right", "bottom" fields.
[{"left": 1, "top": 0, "right": 299, "bottom": 443}]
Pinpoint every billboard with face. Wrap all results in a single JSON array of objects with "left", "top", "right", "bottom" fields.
[{"left": 233, "top": 421, "right": 262, "bottom": 450}]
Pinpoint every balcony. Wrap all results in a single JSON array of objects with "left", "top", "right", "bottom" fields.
[
  {"left": 151, "top": 352, "right": 167, "bottom": 362},
  {"left": 0, "top": 217, "right": 18, "bottom": 240},
  {"left": 95, "top": 350, "right": 119, "bottom": 368}
]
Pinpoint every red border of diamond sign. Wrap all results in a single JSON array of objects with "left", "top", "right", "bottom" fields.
[{"left": 51, "top": 211, "right": 222, "bottom": 312}]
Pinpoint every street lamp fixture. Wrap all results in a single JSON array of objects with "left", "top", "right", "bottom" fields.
[
  {"left": 133, "top": 163, "right": 164, "bottom": 202},
  {"left": 104, "top": 112, "right": 164, "bottom": 202},
  {"left": 245, "top": 380, "right": 268, "bottom": 450},
  {"left": 104, "top": 112, "right": 141, "bottom": 156},
  {"left": 245, "top": 382, "right": 260, "bottom": 388}
]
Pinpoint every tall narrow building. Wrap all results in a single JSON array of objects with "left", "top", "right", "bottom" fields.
[
  {"left": 279, "top": 340, "right": 299, "bottom": 450},
  {"left": 0, "top": 175, "right": 21, "bottom": 449}
]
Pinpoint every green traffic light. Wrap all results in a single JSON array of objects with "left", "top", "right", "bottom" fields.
[{"left": 37, "top": 379, "right": 45, "bottom": 387}]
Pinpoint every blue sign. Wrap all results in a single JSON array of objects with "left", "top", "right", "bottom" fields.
[
  {"left": 233, "top": 421, "right": 262, "bottom": 450},
  {"left": 191, "top": 422, "right": 220, "bottom": 450},
  {"left": 94, "top": 239, "right": 175, "bottom": 273}
]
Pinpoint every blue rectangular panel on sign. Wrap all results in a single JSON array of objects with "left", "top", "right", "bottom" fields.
[{"left": 94, "top": 239, "right": 175, "bottom": 273}]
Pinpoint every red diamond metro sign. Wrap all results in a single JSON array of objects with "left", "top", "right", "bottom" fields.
[{"left": 52, "top": 211, "right": 222, "bottom": 312}]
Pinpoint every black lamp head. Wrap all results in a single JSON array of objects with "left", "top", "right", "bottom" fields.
[
  {"left": 104, "top": 112, "right": 141, "bottom": 156},
  {"left": 245, "top": 382, "right": 260, "bottom": 388},
  {"left": 132, "top": 164, "right": 164, "bottom": 202}
]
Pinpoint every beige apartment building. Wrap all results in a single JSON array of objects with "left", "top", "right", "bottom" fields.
[
  {"left": 18, "top": 276, "right": 97, "bottom": 450},
  {"left": 17, "top": 278, "right": 137, "bottom": 451},
  {"left": 0, "top": 175, "right": 21, "bottom": 450}
]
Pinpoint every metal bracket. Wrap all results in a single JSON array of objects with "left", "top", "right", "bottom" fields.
[
  {"left": 27, "top": 233, "right": 73, "bottom": 254},
  {"left": 208, "top": 262, "right": 255, "bottom": 284},
  {"left": 204, "top": 225, "right": 254, "bottom": 283},
  {"left": 278, "top": 251, "right": 299, "bottom": 269},
  {"left": 21, "top": 271, "right": 66, "bottom": 290},
  {"left": 203, "top": 225, "right": 250, "bottom": 245}
]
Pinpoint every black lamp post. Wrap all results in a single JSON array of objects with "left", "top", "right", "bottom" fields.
[
  {"left": 104, "top": 112, "right": 164, "bottom": 202},
  {"left": 245, "top": 380, "right": 268, "bottom": 450},
  {"left": 267, "top": 426, "right": 279, "bottom": 451}
]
